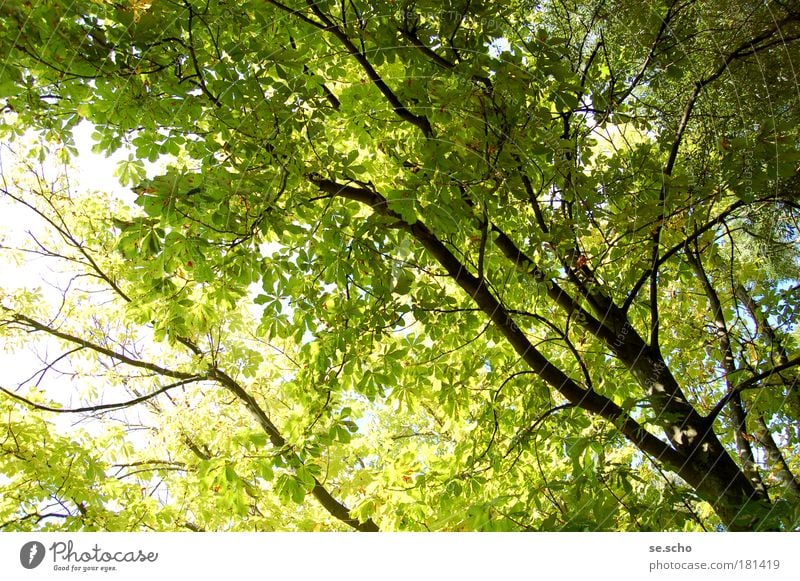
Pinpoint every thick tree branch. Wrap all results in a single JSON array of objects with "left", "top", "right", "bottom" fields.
[
  {"left": 309, "top": 176, "right": 690, "bottom": 470},
  {"left": 753, "top": 416, "right": 800, "bottom": 499},
  {"left": 458, "top": 195, "right": 703, "bottom": 432},
  {"left": 684, "top": 245, "right": 766, "bottom": 498}
]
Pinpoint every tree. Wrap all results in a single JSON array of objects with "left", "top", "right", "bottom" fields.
[{"left": 1, "top": 0, "right": 799, "bottom": 531}]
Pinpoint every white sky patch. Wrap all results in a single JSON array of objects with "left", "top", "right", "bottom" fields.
[
  {"left": 488, "top": 37, "right": 511, "bottom": 56},
  {"left": 71, "top": 121, "right": 134, "bottom": 200}
]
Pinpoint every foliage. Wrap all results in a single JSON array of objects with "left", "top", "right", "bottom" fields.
[{"left": 1, "top": 0, "right": 800, "bottom": 531}]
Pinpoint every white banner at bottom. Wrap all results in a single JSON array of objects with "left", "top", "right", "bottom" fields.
[{"left": 1, "top": 532, "right": 797, "bottom": 581}]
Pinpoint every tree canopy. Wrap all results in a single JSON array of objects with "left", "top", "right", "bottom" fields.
[{"left": 1, "top": 0, "right": 800, "bottom": 532}]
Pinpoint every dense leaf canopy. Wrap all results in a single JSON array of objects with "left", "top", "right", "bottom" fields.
[{"left": 1, "top": 0, "right": 799, "bottom": 531}]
